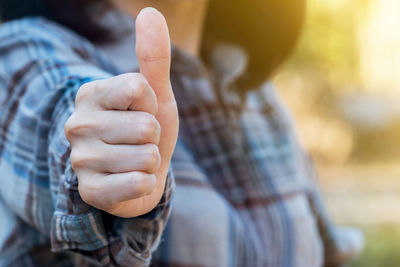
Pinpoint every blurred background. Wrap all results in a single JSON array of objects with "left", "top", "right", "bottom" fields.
[{"left": 274, "top": 0, "right": 400, "bottom": 265}]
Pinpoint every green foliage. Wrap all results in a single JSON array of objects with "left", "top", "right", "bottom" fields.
[{"left": 350, "top": 226, "right": 400, "bottom": 267}]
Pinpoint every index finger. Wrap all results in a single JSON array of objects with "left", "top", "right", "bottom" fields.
[{"left": 77, "top": 73, "right": 158, "bottom": 115}]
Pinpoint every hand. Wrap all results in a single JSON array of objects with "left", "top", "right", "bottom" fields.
[{"left": 64, "top": 8, "right": 178, "bottom": 218}]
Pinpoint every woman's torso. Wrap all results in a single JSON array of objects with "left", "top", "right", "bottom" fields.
[{"left": 0, "top": 17, "right": 324, "bottom": 267}]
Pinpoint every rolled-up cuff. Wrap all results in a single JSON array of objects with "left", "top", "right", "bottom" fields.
[{"left": 50, "top": 161, "right": 175, "bottom": 266}]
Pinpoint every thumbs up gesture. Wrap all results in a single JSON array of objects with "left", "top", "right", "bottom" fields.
[{"left": 64, "top": 8, "right": 179, "bottom": 218}]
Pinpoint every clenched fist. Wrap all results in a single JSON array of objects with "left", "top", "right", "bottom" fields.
[{"left": 64, "top": 8, "right": 178, "bottom": 218}]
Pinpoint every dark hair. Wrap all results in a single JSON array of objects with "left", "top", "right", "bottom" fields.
[
  {"left": 0, "top": 0, "right": 112, "bottom": 43},
  {"left": 0, "top": 0, "right": 305, "bottom": 89}
]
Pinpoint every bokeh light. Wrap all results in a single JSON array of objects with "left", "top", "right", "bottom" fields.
[{"left": 274, "top": 0, "right": 400, "bottom": 265}]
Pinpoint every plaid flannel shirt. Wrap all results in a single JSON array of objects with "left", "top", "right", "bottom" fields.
[{"left": 0, "top": 17, "right": 352, "bottom": 267}]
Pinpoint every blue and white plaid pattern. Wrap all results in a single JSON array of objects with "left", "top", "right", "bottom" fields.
[{"left": 0, "top": 17, "right": 349, "bottom": 267}]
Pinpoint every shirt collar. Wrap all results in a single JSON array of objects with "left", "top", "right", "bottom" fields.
[{"left": 170, "top": 42, "right": 248, "bottom": 91}]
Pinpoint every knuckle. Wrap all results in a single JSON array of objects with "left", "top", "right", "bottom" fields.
[
  {"left": 139, "top": 114, "right": 160, "bottom": 142},
  {"left": 75, "top": 82, "right": 95, "bottom": 105},
  {"left": 70, "top": 147, "right": 97, "bottom": 170},
  {"left": 123, "top": 73, "right": 147, "bottom": 102},
  {"left": 130, "top": 173, "right": 156, "bottom": 196},
  {"left": 64, "top": 114, "right": 97, "bottom": 140},
  {"left": 78, "top": 179, "right": 99, "bottom": 206},
  {"left": 70, "top": 148, "right": 84, "bottom": 170},
  {"left": 118, "top": 72, "right": 147, "bottom": 101},
  {"left": 123, "top": 72, "right": 141, "bottom": 82},
  {"left": 64, "top": 115, "right": 75, "bottom": 141},
  {"left": 143, "top": 144, "right": 161, "bottom": 172}
]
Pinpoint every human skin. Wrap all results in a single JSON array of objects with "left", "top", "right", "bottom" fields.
[
  {"left": 65, "top": 8, "right": 179, "bottom": 218},
  {"left": 65, "top": 0, "right": 209, "bottom": 218},
  {"left": 112, "top": 0, "right": 209, "bottom": 55}
]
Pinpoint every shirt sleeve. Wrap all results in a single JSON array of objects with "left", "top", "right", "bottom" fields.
[
  {"left": 247, "top": 82, "right": 361, "bottom": 266},
  {"left": 47, "top": 78, "right": 175, "bottom": 266},
  {"left": 0, "top": 19, "right": 174, "bottom": 267}
]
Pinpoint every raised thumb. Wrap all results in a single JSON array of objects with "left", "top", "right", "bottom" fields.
[{"left": 135, "top": 7, "right": 173, "bottom": 102}]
